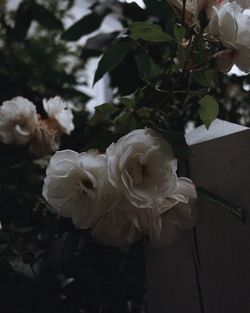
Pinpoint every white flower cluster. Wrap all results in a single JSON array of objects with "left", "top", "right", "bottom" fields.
[
  {"left": 42, "top": 128, "right": 197, "bottom": 247},
  {"left": 0, "top": 96, "right": 74, "bottom": 156},
  {"left": 208, "top": 1, "right": 250, "bottom": 72}
]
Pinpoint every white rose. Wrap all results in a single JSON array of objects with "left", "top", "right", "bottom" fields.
[
  {"left": 106, "top": 128, "right": 178, "bottom": 209},
  {"left": 43, "top": 96, "right": 74, "bottom": 135},
  {"left": 29, "top": 118, "right": 61, "bottom": 157},
  {"left": 92, "top": 200, "right": 139, "bottom": 246},
  {"left": 112, "top": 177, "right": 197, "bottom": 247},
  {"left": 42, "top": 149, "right": 120, "bottom": 229},
  {"left": 0, "top": 97, "right": 38, "bottom": 145},
  {"left": 149, "top": 177, "right": 198, "bottom": 247},
  {"left": 208, "top": 1, "right": 250, "bottom": 72}
]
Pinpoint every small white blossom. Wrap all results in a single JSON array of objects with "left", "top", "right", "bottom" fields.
[
  {"left": 43, "top": 96, "right": 74, "bottom": 135},
  {"left": 0, "top": 97, "right": 38, "bottom": 145},
  {"left": 208, "top": 1, "right": 250, "bottom": 72}
]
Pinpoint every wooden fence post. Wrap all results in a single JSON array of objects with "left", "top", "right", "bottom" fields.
[{"left": 146, "top": 120, "right": 250, "bottom": 313}]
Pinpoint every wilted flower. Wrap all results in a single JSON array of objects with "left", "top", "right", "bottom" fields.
[
  {"left": 208, "top": 1, "right": 250, "bottom": 72},
  {"left": 169, "top": 0, "right": 222, "bottom": 24},
  {"left": 43, "top": 96, "right": 74, "bottom": 135},
  {"left": 42, "top": 149, "right": 120, "bottom": 229},
  {"left": 106, "top": 128, "right": 178, "bottom": 209},
  {"left": 0, "top": 97, "right": 38, "bottom": 145},
  {"left": 29, "top": 117, "right": 61, "bottom": 157}
]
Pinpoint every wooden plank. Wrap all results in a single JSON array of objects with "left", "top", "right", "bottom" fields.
[
  {"left": 189, "top": 129, "right": 250, "bottom": 313},
  {"left": 146, "top": 232, "right": 202, "bottom": 313},
  {"left": 146, "top": 129, "right": 250, "bottom": 313}
]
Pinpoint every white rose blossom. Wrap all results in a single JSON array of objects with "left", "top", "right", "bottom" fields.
[
  {"left": 92, "top": 177, "right": 197, "bottom": 247},
  {"left": 106, "top": 128, "right": 178, "bottom": 209},
  {"left": 148, "top": 177, "right": 198, "bottom": 247},
  {"left": 208, "top": 1, "right": 250, "bottom": 72},
  {"left": 43, "top": 96, "right": 74, "bottom": 135},
  {"left": 110, "top": 178, "right": 197, "bottom": 247},
  {"left": 93, "top": 199, "right": 140, "bottom": 246},
  {"left": 42, "top": 149, "right": 120, "bottom": 229},
  {"left": 43, "top": 129, "right": 197, "bottom": 247},
  {"left": 0, "top": 97, "right": 38, "bottom": 145}
]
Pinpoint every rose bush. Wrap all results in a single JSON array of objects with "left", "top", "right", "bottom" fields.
[{"left": 1, "top": 1, "right": 249, "bottom": 311}]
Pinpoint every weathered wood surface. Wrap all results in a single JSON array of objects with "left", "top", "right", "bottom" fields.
[{"left": 146, "top": 129, "right": 250, "bottom": 313}]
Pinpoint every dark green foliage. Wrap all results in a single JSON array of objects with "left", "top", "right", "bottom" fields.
[
  {"left": 94, "top": 40, "right": 132, "bottom": 84},
  {"left": 62, "top": 13, "right": 104, "bottom": 41},
  {"left": 0, "top": 0, "right": 87, "bottom": 105},
  {"left": 1, "top": 0, "right": 250, "bottom": 312},
  {"left": 0, "top": 2, "right": 147, "bottom": 312},
  {"left": 198, "top": 95, "right": 219, "bottom": 128},
  {"left": 130, "top": 22, "right": 174, "bottom": 42},
  {"left": 32, "top": 3, "right": 64, "bottom": 30}
]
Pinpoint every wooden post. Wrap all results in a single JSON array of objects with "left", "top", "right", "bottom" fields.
[{"left": 146, "top": 120, "right": 250, "bottom": 313}]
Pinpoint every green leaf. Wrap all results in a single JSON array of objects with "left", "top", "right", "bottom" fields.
[
  {"left": 14, "top": 0, "right": 33, "bottom": 39},
  {"left": 130, "top": 22, "right": 174, "bottom": 42},
  {"left": 62, "top": 13, "right": 103, "bottom": 41},
  {"left": 94, "top": 41, "right": 132, "bottom": 85},
  {"left": 32, "top": 4, "right": 63, "bottom": 30},
  {"left": 184, "top": 89, "right": 207, "bottom": 104},
  {"left": 144, "top": 0, "right": 174, "bottom": 19},
  {"left": 87, "top": 103, "right": 118, "bottom": 126},
  {"left": 198, "top": 95, "right": 219, "bottom": 129},
  {"left": 115, "top": 112, "right": 137, "bottom": 134},
  {"left": 174, "top": 23, "right": 186, "bottom": 44},
  {"left": 136, "top": 50, "right": 161, "bottom": 80},
  {"left": 135, "top": 51, "right": 152, "bottom": 79},
  {"left": 194, "top": 70, "right": 216, "bottom": 88},
  {"left": 120, "top": 97, "right": 135, "bottom": 109}
]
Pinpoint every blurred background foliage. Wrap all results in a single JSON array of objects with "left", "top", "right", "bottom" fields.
[{"left": 1, "top": 0, "right": 250, "bottom": 312}]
